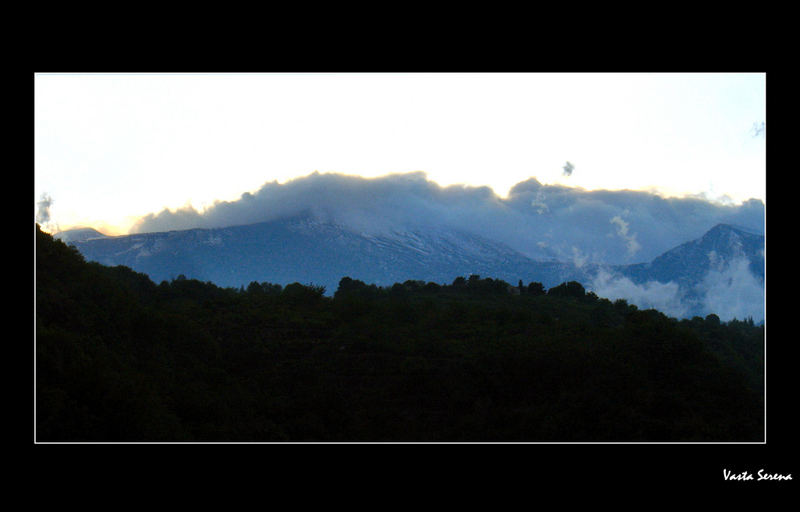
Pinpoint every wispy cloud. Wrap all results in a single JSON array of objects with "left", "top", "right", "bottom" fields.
[{"left": 610, "top": 215, "right": 642, "bottom": 256}]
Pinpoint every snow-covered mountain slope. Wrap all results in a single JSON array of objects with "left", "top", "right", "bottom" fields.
[{"left": 68, "top": 214, "right": 586, "bottom": 293}]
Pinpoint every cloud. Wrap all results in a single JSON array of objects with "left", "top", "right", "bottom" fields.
[
  {"left": 36, "top": 193, "right": 59, "bottom": 232},
  {"left": 36, "top": 193, "right": 53, "bottom": 224},
  {"left": 589, "top": 269, "right": 690, "bottom": 319},
  {"left": 696, "top": 256, "right": 765, "bottom": 322},
  {"left": 571, "top": 247, "right": 588, "bottom": 269},
  {"left": 130, "top": 171, "right": 765, "bottom": 266},
  {"left": 132, "top": 171, "right": 514, "bottom": 239},
  {"left": 588, "top": 258, "right": 764, "bottom": 323},
  {"left": 529, "top": 190, "right": 550, "bottom": 214},
  {"left": 609, "top": 215, "right": 642, "bottom": 256},
  {"left": 504, "top": 179, "right": 763, "bottom": 264}
]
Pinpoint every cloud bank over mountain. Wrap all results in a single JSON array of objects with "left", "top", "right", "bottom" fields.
[{"left": 132, "top": 171, "right": 764, "bottom": 266}]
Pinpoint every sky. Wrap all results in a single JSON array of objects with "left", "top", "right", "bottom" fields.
[{"left": 34, "top": 72, "right": 766, "bottom": 235}]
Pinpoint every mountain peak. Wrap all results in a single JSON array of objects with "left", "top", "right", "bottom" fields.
[
  {"left": 698, "top": 224, "right": 764, "bottom": 251},
  {"left": 54, "top": 227, "right": 109, "bottom": 243},
  {"left": 706, "top": 223, "right": 763, "bottom": 237}
]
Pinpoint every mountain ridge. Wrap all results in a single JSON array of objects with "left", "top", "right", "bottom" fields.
[
  {"left": 62, "top": 218, "right": 765, "bottom": 320},
  {"left": 69, "top": 215, "right": 582, "bottom": 292}
]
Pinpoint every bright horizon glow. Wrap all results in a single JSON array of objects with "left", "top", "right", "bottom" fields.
[{"left": 35, "top": 72, "right": 766, "bottom": 235}]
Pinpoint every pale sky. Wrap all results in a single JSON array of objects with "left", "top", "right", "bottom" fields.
[{"left": 34, "top": 72, "right": 766, "bottom": 235}]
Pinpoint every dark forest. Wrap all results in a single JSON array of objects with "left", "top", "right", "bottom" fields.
[{"left": 35, "top": 225, "right": 764, "bottom": 442}]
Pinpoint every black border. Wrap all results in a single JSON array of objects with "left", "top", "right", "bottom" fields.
[{"left": 27, "top": 68, "right": 791, "bottom": 495}]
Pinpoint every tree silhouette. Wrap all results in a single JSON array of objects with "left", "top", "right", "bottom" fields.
[
  {"left": 527, "top": 282, "right": 546, "bottom": 296},
  {"left": 547, "top": 281, "right": 585, "bottom": 298}
]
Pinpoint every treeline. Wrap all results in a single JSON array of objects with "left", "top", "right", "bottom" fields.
[{"left": 35, "top": 225, "right": 764, "bottom": 441}]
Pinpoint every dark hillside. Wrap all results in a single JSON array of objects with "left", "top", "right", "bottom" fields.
[{"left": 35, "top": 225, "right": 764, "bottom": 441}]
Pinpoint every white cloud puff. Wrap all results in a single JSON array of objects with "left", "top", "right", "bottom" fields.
[
  {"left": 589, "top": 269, "right": 690, "bottom": 319},
  {"left": 697, "top": 257, "right": 765, "bottom": 322}
]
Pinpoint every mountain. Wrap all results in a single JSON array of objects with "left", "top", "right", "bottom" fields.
[
  {"left": 63, "top": 219, "right": 764, "bottom": 320},
  {"left": 67, "top": 214, "right": 586, "bottom": 293},
  {"left": 608, "top": 224, "right": 765, "bottom": 320},
  {"left": 618, "top": 223, "right": 764, "bottom": 288},
  {"left": 54, "top": 227, "right": 108, "bottom": 243}
]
